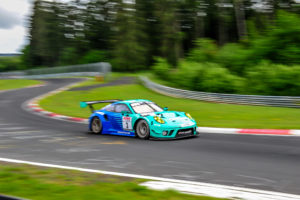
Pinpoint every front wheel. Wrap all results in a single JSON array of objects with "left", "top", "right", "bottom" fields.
[
  {"left": 91, "top": 117, "right": 102, "bottom": 134},
  {"left": 136, "top": 120, "right": 150, "bottom": 139}
]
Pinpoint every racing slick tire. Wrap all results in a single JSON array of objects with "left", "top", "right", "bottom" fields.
[
  {"left": 91, "top": 117, "right": 102, "bottom": 134},
  {"left": 136, "top": 120, "right": 150, "bottom": 139}
]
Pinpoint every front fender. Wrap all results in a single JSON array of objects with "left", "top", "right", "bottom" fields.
[{"left": 133, "top": 116, "right": 152, "bottom": 130}]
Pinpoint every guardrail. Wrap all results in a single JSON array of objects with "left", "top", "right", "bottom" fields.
[
  {"left": 0, "top": 62, "right": 111, "bottom": 79},
  {"left": 139, "top": 76, "right": 300, "bottom": 108},
  {"left": 0, "top": 71, "right": 25, "bottom": 78}
]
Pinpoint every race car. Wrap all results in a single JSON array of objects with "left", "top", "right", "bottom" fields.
[{"left": 80, "top": 99, "right": 198, "bottom": 139}]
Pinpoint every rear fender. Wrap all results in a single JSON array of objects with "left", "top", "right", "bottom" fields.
[{"left": 88, "top": 111, "right": 107, "bottom": 131}]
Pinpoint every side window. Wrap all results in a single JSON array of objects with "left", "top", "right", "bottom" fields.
[
  {"left": 115, "top": 104, "right": 131, "bottom": 113},
  {"left": 103, "top": 104, "right": 115, "bottom": 112}
]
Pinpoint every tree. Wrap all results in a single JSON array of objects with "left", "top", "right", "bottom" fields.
[
  {"left": 251, "top": 11, "right": 300, "bottom": 65},
  {"left": 27, "top": 0, "right": 67, "bottom": 67},
  {"left": 112, "top": 0, "right": 148, "bottom": 71},
  {"left": 155, "top": 0, "right": 182, "bottom": 67},
  {"left": 233, "top": 0, "right": 248, "bottom": 40},
  {"left": 135, "top": 0, "right": 158, "bottom": 66},
  {"left": 83, "top": 0, "right": 112, "bottom": 51},
  {"left": 27, "top": 0, "right": 45, "bottom": 66}
]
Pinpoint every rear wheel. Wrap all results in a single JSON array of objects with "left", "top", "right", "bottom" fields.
[
  {"left": 136, "top": 120, "right": 150, "bottom": 139},
  {"left": 91, "top": 117, "right": 102, "bottom": 134}
]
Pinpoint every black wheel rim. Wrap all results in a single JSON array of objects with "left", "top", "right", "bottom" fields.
[
  {"left": 92, "top": 118, "right": 101, "bottom": 133},
  {"left": 138, "top": 122, "right": 148, "bottom": 137}
]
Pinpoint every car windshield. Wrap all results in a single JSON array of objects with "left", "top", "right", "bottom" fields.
[{"left": 131, "top": 102, "right": 163, "bottom": 114}]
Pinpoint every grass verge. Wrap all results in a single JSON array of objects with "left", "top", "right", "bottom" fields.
[
  {"left": 0, "top": 162, "right": 223, "bottom": 200},
  {"left": 70, "top": 72, "right": 138, "bottom": 89},
  {"left": 39, "top": 78, "right": 300, "bottom": 129},
  {"left": 0, "top": 79, "right": 42, "bottom": 91}
]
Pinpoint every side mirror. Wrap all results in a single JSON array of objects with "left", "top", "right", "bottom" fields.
[
  {"left": 121, "top": 111, "right": 130, "bottom": 116},
  {"left": 163, "top": 107, "right": 168, "bottom": 111}
]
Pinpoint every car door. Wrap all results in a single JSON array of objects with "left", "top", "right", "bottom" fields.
[{"left": 110, "top": 103, "right": 132, "bottom": 132}]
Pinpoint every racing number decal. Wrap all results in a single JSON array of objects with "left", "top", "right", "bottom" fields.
[{"left": 122, "top": 116, "right": 132, "bottom": 130}]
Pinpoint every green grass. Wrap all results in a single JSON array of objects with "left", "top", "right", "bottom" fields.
[
  {"left": 40, "top": 80, "right": 300, "bottom": 129},
  {"left": 71, "top": 72, "right": 138, "bottom": 89},
  {"left": 0, "top": 162, "right": 222, "bottom": 200},
  {"left": 70, "top": 77, "right": 103, "bottom": 88},
  {"left": 0, "top": 79, "right": 42, "bottom": 91}
]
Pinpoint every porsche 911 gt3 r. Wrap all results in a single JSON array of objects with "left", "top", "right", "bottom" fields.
[{"left": 80, "top": 99, "right": 198, "bottom": 139}]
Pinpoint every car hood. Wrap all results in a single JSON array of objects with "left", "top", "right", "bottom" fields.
[{"left": 143, "top": 111, "right": 196, "bottom": 127}]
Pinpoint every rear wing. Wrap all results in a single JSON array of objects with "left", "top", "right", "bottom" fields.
[{"left": 80, "top": 100, "right": 121, "bottom": 112}]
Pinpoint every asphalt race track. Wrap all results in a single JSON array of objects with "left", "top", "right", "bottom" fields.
[{"left": 1, "top": 78, "right": 300, "bottom": 195}]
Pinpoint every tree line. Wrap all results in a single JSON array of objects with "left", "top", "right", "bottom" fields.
[
  {"left": 21, "top": 0, "right": 299, "bottom": 71},
  {"left": 153, "top": 10, "right": 300, "bottom": 96}
]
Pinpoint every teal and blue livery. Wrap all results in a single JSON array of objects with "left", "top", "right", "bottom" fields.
[{"left": 80, "top": 99, "right": 198, "bottom": 139}]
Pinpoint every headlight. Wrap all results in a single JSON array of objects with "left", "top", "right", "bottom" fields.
[
  {"left": 185, "top": 113, "right": 193, "bottom": 120},
  {"left": 154, "top": 116, "right": 165, "bottom": 124}
]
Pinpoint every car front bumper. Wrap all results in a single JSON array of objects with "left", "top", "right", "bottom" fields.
[{"left": 150, "top": 124, "right": 198, "bottom": 139}]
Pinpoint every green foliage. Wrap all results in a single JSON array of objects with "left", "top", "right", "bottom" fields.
[
  {"left": 57, "top": 48, "right": 109, "bottom": 66},
  {"left": 79, "top": 50, "right": 108, "bottom": 64},
  {"left": 59, "top": 47, "right": 79, "bottom": 65},
  {"left": 148, "top": 11, "right": 300, "bottom": 96},
  {"left": 152, "top": 60, "right": 243, "bottom": 93},
  {"left": 152, "top": 58, "right": 300, "bottom": 96},
  {"left": 186, "top": 11, "right": 300, "bottom": 74},
  {"left": 215, "top": 43, "right": 251, "bottom": 75},
  {"left": 167, "top": 61, "right": 201, "bottom": 89},
  {"left": 152, "top": 58, "right": 170, "bottom": 79},
  {"left": 27, "top": 0, "right": 67, "bottom": 67},
  {"left": 155, "top": 0, "right": 183, "bottom": 67},
  {"left": 20, "top": 0, "right": 300, "bottom": 74},
  {"left": 245, "top": 62, "right": 300, "bottom": 96},
  {"left": 112, "top": 1, "right": 148, "bottom": 72},
  {"left": 187, "top": 39, "right": 218, "bottom": 63},
  {"left": 250, "top": 11, "right": 300, "bottom": 65},
  {"left": 12, "top": 0, "right": 300, "bottom": 97},
  {"left": 0, "top": 56, "right": 23, "bottom": 72},
  {"left": 191, "top": 63, "right": 244, "bottom": 93}
]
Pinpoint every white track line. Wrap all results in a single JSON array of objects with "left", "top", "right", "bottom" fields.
[
  {"left": 141, "top": 181, "right": 300, "bottom": 200},
  {"left": 0, "top": 157, "right": 299, "bottom": 200}
]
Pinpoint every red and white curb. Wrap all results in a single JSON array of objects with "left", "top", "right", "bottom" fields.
[
  {"left": 0, "top": 157, "right": 299, "bottom": 200},
  {"left": 197, "top": 127, "right": 300, "bottom": 136},
  {"left": 23, "top": 80, "right": 88, "bottom": 124},
  {"left": 23, "top": 80, "right": 300, "bottom": 137}
]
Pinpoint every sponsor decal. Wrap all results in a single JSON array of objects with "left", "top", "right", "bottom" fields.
[
  {"left": 178, "top": 129, "right": 192, "bottom": 135},
  {"left": 117, "top": 131, "right": 131, "bottom": 134},
  {"left": 180, "top": 122, "right": 194, "bottom": 127},
  {"left": 122, "top": 116, "right": 133, "bottom": 130},
  {"left": 168, "top": 117, "right": 186, "bottom": 121}
]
